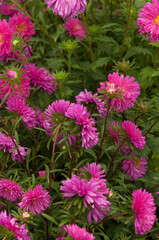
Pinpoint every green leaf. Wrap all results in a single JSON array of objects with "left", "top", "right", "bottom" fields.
[{"left": 41, "top": 213, "right": 59, "bottom": 225}]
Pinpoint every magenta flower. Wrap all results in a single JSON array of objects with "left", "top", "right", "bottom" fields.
[
  {"left": 131, "top": 188, "right": 156, "bottom": 235},
  {"left": 6, "top": 95, "right": 37, "bottom": 130},
  {"left": 57, "top": 224, "right": 95, "bottom": 240},
  {"left": 97, "top": 72, "right": 140, "bottom": 112},
  {"left": 23, "top": 63, "right": 57, "bottom": 94},
  {"left": 76, "top": 89, "right": 106, "bottom": 117},
  {"left": 81, "top": 162, "right": 105, "bottom": 179},
  {"left": 122, "top": 120, "right": 146, "bottom": 150},
  {"left": 64, "top": 18, "right": 86, "bottom": 40},
  {"left": 122, "top": 156, "right": 147, "bottom": 181},
  {"left": 0, "top": 211, "right": 31, "bottom": 240},
  {"left": 38, "top": 170, "right": 46, "bottom": 178},
  {"left": 9, "top": 12, "right": 35, "bottom": 40},
  {"left": 0, "top": 3, "right": 19, "bottom": 15},
  {"left": 0, "top": 19, "right": 13, "bottom": 56},
  {"left": 137, "top": 0, "right": 159, "bottom": 43},
  {"left": 0, "top": 179, "right": 22, "bottom": 201},
  {"left": 45, "top": 0, "right": 87, "bottom": 19},
  {"left": 19, "top": 184, "right": 51, "bottom": 214}
]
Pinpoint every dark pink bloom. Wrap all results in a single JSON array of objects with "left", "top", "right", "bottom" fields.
[
  {"left": 7, "top": 69, "right": 17, "bottom": 79},
  {"left": 97, "top": 72, "right": 140, "bottom": 112},
  {"left": 6, "top": 95, "right": 37, "bottom": 130},
  {"left": 23, "top": 63, "right": 57, "bottom": 94},
  {"left": 0, "top": 178, "right": 22, "bottom": 201},
  {"left": 137, "top": 0, "right": 159, "bottom": 43},
  {"left": 122, "top": 121, "right": 146, "bottom": 150},
  {"left": 45, "top": 0, "right": 87, "bottom": 19},
  {"left": 0, "top": 211, "right": 31, "bottom": 240},
  {"left": 81, "top": 162, "right": 105, "bottom": 179},
  {"left": 58, "top": 224, "right": 95, "bottom": 240},
  {"left": 0, "top": 3, "right": 19, "bottom": 15},
  {"left": 64, "top": 18, "right": 86, "bottom": 40},
  {"left": 9, "top": 12, "right": 35, "bottom": 40},
  {"left": 122, "top": 156, "right": 147, "bottom": 181},
  {"left": 131, "top": 188, "right": 156, "bottom": 235},
  {"left": 19, "top": 185, "right": 51, "bottom": 214},
  {"left": 0, "top": 19, "right": 13, "bottom": 56},
  {"left": 38, "top": 170, "right": 46, "bottom": 178},
  {"left": 76, "top": 89, "right": 106, "bottom": 116}
]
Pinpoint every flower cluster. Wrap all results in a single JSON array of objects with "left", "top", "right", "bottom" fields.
[
  {"left": 131, "top": 188, "right": 156, "bottom": 235},
  {"left": 0, "top": 132, "right": 28, "bottom": 162},
  {"left": 60, "top": 163, "right": 111, "bottom": 223}
]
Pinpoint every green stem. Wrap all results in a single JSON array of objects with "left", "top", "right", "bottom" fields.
[
  {"left": 67, "top": 50, "right": 71, "bottom": 73},
  {"left": 81, "top": 13, "right": 94, "bottom": 63},
  {"left": 119, "top": 0, "right": 132, "bottom": 61}
]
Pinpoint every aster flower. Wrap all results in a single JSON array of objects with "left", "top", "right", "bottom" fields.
[
  {"left": 122, "top": 156, "right": 147, "bottom": 181},
  {"left": 38, "top": 170, "right": 46, "bottom": 178},
  {"left": 45, "top": 0, "right": 87, "bottom": 19},
  {"left": 19, "top": 184, "right": 51, "bottom": 214},
  {"left": 97, "top": 72, "right": 140, "bottom": 112},
  {"left": 6, "top": 95, "right": 37, "bottom": 130},
  {"left": 131, "top": 188, "right": 156, "bottom": 235},
  {"left": 9, "top": 12, "right": 35, "bottom": 40},
  {"left": 64, "top": 18, "right": 86, "bottom": 40},
  {"left": 122, "top": 120, "right": 146, "bottom": 150},
  {"left": 76, "top": 89, "right": 106, "bottom": 117},
  {"left": 56, "top": 224, "right": 95, "bottom": 240},
  {"left": 80, "top": 162, "right": 105, "bottom": 179},
  {"left": 23, "top": 63, "right": 57, "bottom": 94},
  {"left": 0, "top": 3, "right": 19, "bottom": 15},
  {"left": 0, "top": 179, "right": 22, "bottom": 201},
  {"left": 0, "top": 211, "right": 31, "bottom": 240},
  {"left": 0, "top": 19, "right": 13, "bottom": 56},
  {"left": 137, "top": 0, "right": 159, "bottom": 43}
]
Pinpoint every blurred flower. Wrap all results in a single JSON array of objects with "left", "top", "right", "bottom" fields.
[
  {"left": 76, "top": 89, "right": 106, "bottom": 117},
  {"left": 7, "top": 69, "right": 17, "bottom": 79},
  {"left": 122, "top": 120, "right": 146, "bottom": 150},
  {"left": 56, "top": 224, "right": 95, "bottom": 240},
  {"left": 122, "top": 155, "right": 147, "bottom": 181},
  {"left": 0, "top": 211, "right": 31, "bottom": 240},
  {"left": 23, "top": 63, "right": 57, "bottom": 94},
  {"left": 9, "top": 12, "right": 35, "bottom": 40},
  {"left": 97, "top": 72, "right": 140, "bottom": 112},
  {"left": 131, "top": 188, "right": 156, "bottom": 235},
  {"left": 22, "top": 212, "right": 30, "bottom": 219},
  {"left": 6, "top": 95, "right": 37, "bottom": 130},
  {"left": 0, "top": 19, "right": 13, "bottom": 56},
  {"left": 45, "top": 0, "right": 87, "bottom": 19},
  {"left": 0, "top": 3, "right": 18, "bottom": 15},
  {"left": 137, "top": 0, "right": 159, "bottom": 43},
  {"left": 19, "top": 184, "right": 51, "bottom": 214},
  {"left": 38, "top": 170, "right": 46, "bottom": 178},
  {"left": 0, "top": 178, "right": 22, "bottom": 201},
  {"left": 64, "top": 17, "right": 86, "bottom": 40}
]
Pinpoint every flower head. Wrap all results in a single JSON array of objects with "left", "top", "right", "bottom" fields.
[
  {"left": 0, "top": 3, "right": 18, "bottom": 15},
  {"left": 137, "top": 0, "right": 159, "bottom": 43},
  {"left": 0, "top": 19, "right": 13, "bottom": 56},
  {"left": 23, "top": 63, "right": 57, "bottom": 94},
  {"left": 0, "top": 179, "right": 22, "bottom": 201},
  {"left": 81, "top": 162, "right": 105, "bottom": 179},
  {"left": 64, "top": 17, "right": 86, "bottom": 40},
  {"left": 9, "top": 12, "right": 35, "bottom": 40},
  {"left": 19, "top": 184, "right": 51, "bottom": 214},
  {"left": 0, "top": 211, "right": 31, "bottom": 240},
  {"left": 58, "top": 224, "right": 95, "bottom": 240},
  {"left": 45, "top": 0, "right": 87, "bottom": 19},
  {"left": 122, "top": 156, "right": 147, "bottom": 181},
  {"left": 97, "top": 72, "right": 140, "bottom": 112},
  {"left": 38, "top": 170, "right": 46, "bottom": 178},
  {"left": 131, "top": 188, "right": 156, "bottom": 235}
]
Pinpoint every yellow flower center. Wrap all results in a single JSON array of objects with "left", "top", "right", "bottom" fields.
[
  {"left": 17, "top": 24, "right": 27, "bottom": 32},
  {"left": 0, "top": 33, "right": 4, "bottom": 45},
  {"left": 106, "top": 83, "right": 116, "bottom": 94},
  {"left": 154, "top": 15, "right": 159, "bottom": 25},
  {"left": 133, "top": 156, "right": 140, "bottom": 167}
]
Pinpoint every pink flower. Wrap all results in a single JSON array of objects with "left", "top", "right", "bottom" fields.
[
  {"left": 64, "top": 18, "right": 86, "bottom": 40},
  {"left": 97, "top": 72, "right": 140, "bottom": 112},
  {"left": 19, "top": 185, "right": 51, "bottom": 214},
  {"left": 0, "top": 211, "right": 31, "bottom": 240},
  {"left": 81, "top": 162, "right": 105, "bottom": 179},
  {"left": 0, "top": 179, "right": 22, "bottom": 201},
  {"left": 122, "top": 156, "right": 147, "bottom": 181},
  {"left": 122, "top": 120, "right": 146, "bottom": 150},
  {"left": 38, "top": 170, "right": 46, "bottom": 178},
  {"left": 45, "top": 0, "right": 87, "bottom": 19},
  {"left": 57, "top": 224, "right": 95, "bottom": 240},
  {"left": 9, "top": 12, "right": 35, "bottom": 40},
  {"left": 76, "top": 89, "right": 106, "bottom": 117},
  {"left": 131, "top": 188, "right": 156, "bottom": 235},
  {"left": 6, "top": 95, "right": 37, "bottom": 130},
  {"left": 23, "top": 63, "right": 57, "bottom": 94},
  {"left": 0, "top": 19, "right": 13, "bottom": 56},
  {"left": 0, "top": 3, "right": 19, "bottom": 15},
  {"left": 7, "top": 69, "right": 17, "bottom": 79},
  {"left": 137, "top": 0, "right": 159, "bottom": 43}
]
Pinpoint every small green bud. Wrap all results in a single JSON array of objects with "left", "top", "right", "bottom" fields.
[
  {"left": 60, "top": 40, "right": 79, "bottom": 51},
  {"left": 54, "top": 70, "right": 69, "bottom": 81}
]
